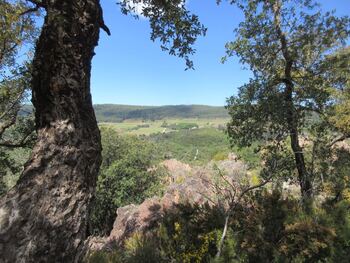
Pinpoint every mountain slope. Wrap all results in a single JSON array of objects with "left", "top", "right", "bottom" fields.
[
  {"left": 94, "top": 104, "right": 229, "bottom": 122},
  {"left": 20, "top": 104, "right": 229, "bottom": 122}
]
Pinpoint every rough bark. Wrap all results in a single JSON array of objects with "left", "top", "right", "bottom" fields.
[
  {"left": 271, "top": 1, "right": 313, "bottom": 208},
  {"left": 0, "top": 1, "right": 105, "bottom": 261}
]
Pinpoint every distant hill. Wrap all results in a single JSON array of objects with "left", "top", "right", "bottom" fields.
[
  {"left": 20, "top": 104, "right": 229, "bottom": 122},
  {"left": 94, "top": 104, "right": 229, "bottom": 122}
]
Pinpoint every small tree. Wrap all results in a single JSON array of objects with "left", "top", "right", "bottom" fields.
[
  {"left": 224, "top": 0, "right": 350, "bottom": 211},
  {"left": 89, "top": 127, "right": 166, "bottom": 235}
]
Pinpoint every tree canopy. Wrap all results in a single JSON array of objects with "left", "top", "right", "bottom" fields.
[
  {"left": 119, "top": 0, "right": 206, "bottom": 69},
  {"left": 225, "top": 0, "right": 350, "bottom": 210},
  {"left": 0, "top": 0, "right": 38, "bottom": 195}
]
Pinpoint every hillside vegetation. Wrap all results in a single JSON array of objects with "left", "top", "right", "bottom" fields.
[
  {"left": 94, "top": 104, "right": 229, "bottom": 122},
  {"left": 21, "top": 104, "right": 229, "bottom": 122},
  {"left": 100, "top": 118, "right": 227, "bottom": 136},
  {"left": 1, "top": 0, "right": 349, "bottom": 262}
]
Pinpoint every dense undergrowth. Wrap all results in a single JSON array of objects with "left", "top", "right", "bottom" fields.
[
  {"left": 88, "top": 190, "right": 350, "bottom": 263},
  {"left": 149, "top": 128, "right": 258, "bottom": 167},
  {"left": 2, "top": 125, "right": 349, "bottom": 263},
  {"left": 1, "top": 123, "right": 349, "bottom": 263},
  {"left": 86, "top": 127, "right": 350, "bottom": 263}
]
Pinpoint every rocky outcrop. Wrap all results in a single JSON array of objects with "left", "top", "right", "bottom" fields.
[{"left": 84, "top": 157, "right": 248, "bottom": 254}]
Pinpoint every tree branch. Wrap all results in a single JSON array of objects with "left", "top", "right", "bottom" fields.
[
  {"left": 328, "top": 134, "right": 350, "bottom": 148},
  {"left": 0, "top": 130, "right": 35, "bottom": 148},
  {"left": 98, "top": 4, "right": 111, "bottom": 36},
  {"left": 0, "top": 91, "right": 23, "bottom": 122},
  {"left": 20, "top": 5, "right": 40, "bottom": 16},
  {"left": 26, "top": 0, "right": 46, "bottom": 8},
  {"left": 239, "top": 175, "right": 273, "bottom": 199},
  {"left": 0, "top": 117, "right": 16, "bottom": 138}
]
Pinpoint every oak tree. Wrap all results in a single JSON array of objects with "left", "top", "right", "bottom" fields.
[
  {"left": 225, "top": 0, "right": 350, "bottom": 211},
  {"left": 0, "top": 0, "right": 205, "bottom": 262}
]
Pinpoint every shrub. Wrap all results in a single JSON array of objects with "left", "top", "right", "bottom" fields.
[
  {"left": 149, "top": 128, "right": 231, "bottom": 164},
  {"left": 212, "top": 152, "right": 228, "bottom": 162},
  {"left": 89, "top": 127, "right": 166, "bottom": 235},
  {"left": 88, "top": 250, "right": 124, "bottom": 263},
  {"left": 168, "top": 122, "right": 199, "bottom": 130},
  {"left": 321, "top": 200, "right": 350, "bottom": 262},
  {"left": 230, "top": 190, "right": 338, "bottom": 262},
  {"left": 124, "top": 232, "right": 164, "bottom": 263},
  {"left": 88, "top": 192, "right": 346, "bottom": 263}
]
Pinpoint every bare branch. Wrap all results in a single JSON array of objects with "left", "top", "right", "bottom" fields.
[
  {"left": 238, "top": 175, "right": 273, "bottom": 200},
  {"left": 20, "top": 5, "right": 40, "bottom": 16},
  {"left": 0, "top": 129, "right": 35, "bottom": 148},
  {"left": 26, "top": 0, "right": 46, "bottom": 8},
  {"left": 98, "top": 4, "right": 111, "bottom": 36},
  {"left": 328, "top": 134, "right": 350, "bottom": 148}
]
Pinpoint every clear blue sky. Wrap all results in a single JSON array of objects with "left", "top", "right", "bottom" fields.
[{"left": 91, "top": 0, "right": 350, "bottom": 106}]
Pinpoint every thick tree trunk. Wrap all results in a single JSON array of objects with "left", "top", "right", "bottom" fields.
[{"left": 0, "top": 1, "right": 105, "bottom": 261}]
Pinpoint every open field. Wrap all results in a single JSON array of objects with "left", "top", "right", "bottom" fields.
[
  {"left": 98, "top": 119, "right": 260, "bottom": 167},
  {"left": 99, "top": 118, "right": 229, "bottom": 136}
]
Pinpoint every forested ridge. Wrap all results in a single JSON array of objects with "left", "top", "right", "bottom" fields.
[
  {"left": 22, "top": 104, "right": 229, "bottom": 122},
  {"left": 94, "top": 104, "right": 229, "bottom": 122},
  {"left": 0, "top": 0, "right": 349, "bottom": 262}
]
